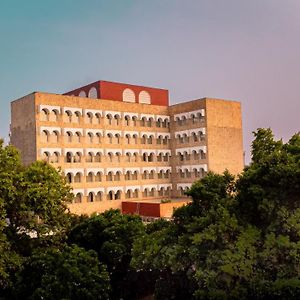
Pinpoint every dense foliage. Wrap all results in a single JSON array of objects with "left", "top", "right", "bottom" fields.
[
  {"left": 0, "top": 128, "right": 299, "bottom": 299},
  {"left": 132, "top": 128, "right": 300, "bottom": 299}
]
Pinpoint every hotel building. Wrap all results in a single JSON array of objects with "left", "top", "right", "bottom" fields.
[{"left": 10, "top": 80, "right": 244, "bottom": 216}]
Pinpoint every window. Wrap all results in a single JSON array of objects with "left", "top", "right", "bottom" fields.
[
  {"left": 41, "top": 109, "right": 49, "bottom": 121},
  {"left": 74, "top": 111, "right": 80, "bottom": 123},
  {"left": 75, "top": 132, "right": 81, "bottom": 143},
  {"left": 139, "top": 90, "right": 151, "bottom": 104},
  {"left": 86, "top": 152, "right": 93, "bottom": 163},
  {"left": 66, "top": 152, "right": 72, "bottom": 163},
  {"left": 87, "top": 112, "right": 93, "bottom": 124},
  {"left": 52, "top": 110, "right": 59, "bottom": 122},
  {"left": 123, "top": 88, "right": 136, "bottom": 103},
  {"left": 53, "top": 131, "right": 59, "bottom": 143},
  {"left": 95, "top": 152, "right": 101, "bottom": 162},
  {"left": 107, "top": 172, "right": 113, "bottom": 181},
  {"left": 65, "top": 111, "right": 72, "bottom": 123},
  {"left": 52, "top": 152, "right": 59, "bottom": 163},
  {"left": 74, "top": 193, "right": 82, "bottom": 203},
  {"left": 88, "top": 87, "right": 97, "bottom": 98},
  {"left": 79, "top": 90, "right": 86, "bottom": 97},
  {"left": 95, "top": 113, "right": 101, "bottom": 124},
  {"left": 66, "top": 132, "right": 72, "bottom": 143},
  {"left": 74, "top": 152, "right": 81, "bottom": 163},
  {"left": 87, "top": 133, "right": 93, "bottom": 143},
  {"left": 87, "top": 192, "right": 94, "bottom": 202},
  {"left": 125, "top": 116, "right": 130, "bottom": 126},
  {"left": 107, "top": 134, "right": 113, "bottom": 144},
  {"left": 87, "top": 172, "right": 93, "bottom": 182},
  {"left": 41, "top": 130, "right": 49, "bottom": 143},
  {"left": 96, "top": 133, "right": 101, "bottom": 144},
  {"left": 114, "top": 115, "right": 120, "bottom": 125},
  {"left": 74, "top": 173, "right": 81, "bottom": 183},
  {"left": 106, "top": 115, "right": 113, "bottom": 125},
  {"left": 125, "top": 134, "right": 130, "bottom": 144}
]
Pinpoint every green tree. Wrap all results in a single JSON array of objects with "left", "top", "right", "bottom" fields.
[
  {"left": 14, "top": 245, "right": 110, "bottom": 300},
  {"left": 67, "top": 209, "right": 146, "bottom": 299},
  {"left": 132, "top": 129, "right": 300, "bottom": 299}
]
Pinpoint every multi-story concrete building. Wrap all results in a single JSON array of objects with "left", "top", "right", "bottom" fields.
[{"left": 10, "top": 80, "right": 244, "bottom": 216}]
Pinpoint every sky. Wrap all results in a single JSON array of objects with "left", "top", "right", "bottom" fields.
[{"left": 0, "top": 0, "right": 299, "bottom": 163}]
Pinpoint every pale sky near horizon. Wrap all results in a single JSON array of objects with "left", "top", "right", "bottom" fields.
[{"left": 0, "top": 0, "right": 299, "bottom": 163}]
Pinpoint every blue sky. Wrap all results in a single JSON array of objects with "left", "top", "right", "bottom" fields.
[{"left": 1, "top": 0, "right": 299, "bottom": 162}]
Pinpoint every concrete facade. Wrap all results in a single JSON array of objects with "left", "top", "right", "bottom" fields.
[{"left": 10, "top": 81, "right": 244, "bottom": 216}]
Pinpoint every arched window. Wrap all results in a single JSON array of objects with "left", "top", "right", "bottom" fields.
[
  {"left": 52, "top": 131, "right": 59, "bottom": 143},
  {"left": 108, "top": 153, "right": 113, "bottom": 162},
  {"left": 52, "top": 110, "right": 59, "bottom": 122},
  {"left": 116, "top": 153, "right": 121, "bottom": 162},
  {"left": 200, "top": 150, "right": 206, "bottom": 159},
  {"left": 132, "top": 171, "right": 138, "bottom": 180},
  {"left": 125, "top": 134, "right": 130, "bottom": 144},
  {"left": 66, "top": 173, "right": 73, "bottom": 183},
  {"left": 141, "top": 135, "right": 147, "bottom": 144},
  {"left": 96, "top": 192, "right": 102, "bottom": 201},
  {"left": 125, "top": 171, "right": 131, "bottom": 180},
  {"left": 158, "top": 170, "right": 163, "bottom": 179},
  {"left": 95, "top": 152, "right": 102, "bottom": 162},
  {"left": 40, "top": 109, "right": 49, "bottom": 121},
  {"left": 95, "top": 172, "right": 102, "bottom": 182},
  {"left": 65, "top": 111, "right": 72, "bottom": 123},
  {"left": 126, "top": 190, "right": 132, "bottom": 199},
  {"left": 133, "top": 153, "right": 138, "bottom": 162},
  {"left": 87, "top": 132, "right": 93, "bottom": 143},
  {"left": 149, "top": 188, "right": 155, "bottom": 197},
  {"left": 86, "top": 112, "right": 93, "bottom": 124},
  {"left": 87, "top": 192, "right": 94, "bottom": 202},
  {"left": 86, "top": 152, "right": 93, "bottom": 163},
  {"left": 95, "top": 133, "right": 101, "bottom": 144},
  {"left": 74, "top": 193, "right": 82, "bottom": 203},
  {"left": 66, "top": 132, "right": 72, "bottom": 143},
  {"left": 74, "top": 111, "right": 81, "bottom": 123},
  {"left": 148, "top": 135, "right": 153, "bottom": 144},
  {"left": 87, "top": 172, "right": 94, "bottom": 182},
  {"left": 74, "top": 152, "right": 81, "bottom": 163},
  {"left": 133, "top": 134, "right": 138, "bottom": 144},
  {"left": 74, "top": 172, "right": 82, "bottom": 183},
  {"left": 52, "top": 152, "right": 59, "bottom": 163},
  {"left": 106, "top": 114, "right": 113, "bottom": 125},
  {"left": 126, "top": 153, "right": 131, "bottom": 162},
  {"left": 41, "top": 130, "right": 49, "bottom": 143},
  {"left": 132, "top": 116, "right": 137, "bottom": 126},
  {"left": 114, "top": 115, "right": 120, "bottom": 126},
  {"left": 74, "top": 132, "right": 81, "bottom": 143},
  {"left": 115, "top": 190, "right": 121, "bottom": 200},
  {"left": 107, "top": 133, "right": 113, "bottom": 144},
  {"left": 115, "top": 134, "right": 120, "bottom": 144},
  {"left": 79, "top": 90, "right": 86, "bottom": 97},
  {"left": 66, "top": 152, "right": 73, "bottom": 163},
  {"left": 124, "top": 116, "right": 130, "bottom": 126},
  {"left": 123, "top": 88, "right": 136, "bottom": 103},
  {"left": 139, "top": 91, "right": 151, "bottom": 104},
  {"left": 107, "top": 172, "right": 113, "bottom": 181},
  {"left": 88, "top": 87, "right": 97, "bottom": 98},
  {"left": 141, "top": 117, "right": 147, "bottom": 127},
  {"left": 142, "top": 171, "right": 148, "bottom": 180},
  {"left": 108, "top": 191, "right": 114, "bottom": 200},
  {"left": 149, "top": 170, "right": 155, "bottom": 179},
  {"left": 95, "top": 113, "right": 101, "bottom": 124},
  {"left": 114, "top": 171, "right": 120, "bottom": 181}
]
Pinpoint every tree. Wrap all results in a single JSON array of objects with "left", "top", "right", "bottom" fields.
[
  {"left": 14, "top": 245, "right": 110, "bottom": 300},
  {"left": 132, "top": 129, "right": 300, "bottom": 299},
  {"left": 67, "top": 209, "right": 145, "bottom": 299}
]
